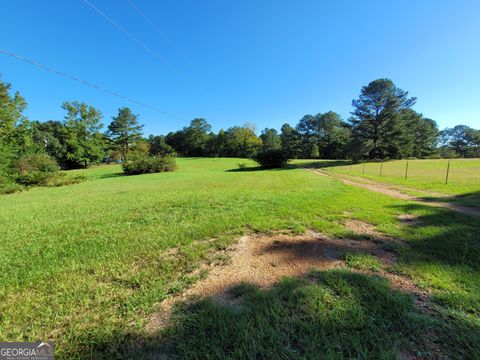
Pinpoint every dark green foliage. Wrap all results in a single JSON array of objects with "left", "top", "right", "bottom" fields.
[
  {"left": 15, "top": 153, "right": 59, "bottom": 186},
  {"left": 165, "top": 122, "right": 263, "bottom": 158},
  {"left": 183, "top": 118, "right": 213, "bottom": 156},
  {"left": 309, "top": 143, "right": 320, "bottom": 158},
  {"left": 223, "top": 124, "right": 262, "bottom": 157},
  {"left": 350, "top": 78, "right": 417, "bottom": 159},
  {"left": 252, "top": 148, "right": 290, "bottom": 168},
  {"left": 0, "top": 148, "right": 84, "bottom": 192},
  {"left": 440, "top": 125, "right": 480, "bottom": 158},
  {"left": 165, "top": 118, "right": 214, "bottom": 157},
  {"left": 0, "top": 142, "right": 22, "bottom": 193},
  {"left": 296, "top": 114, "right": 317, "bottom": 158},
  {"left": 260, "top": 128, "right": 281, "bottom": 150},
  {"left": 400, "top": 110, "right": 439, "bottom": 158},
  {"left": 148, "top": 135, "right": 176, "bottom": 156},
  {"left": 0, "top": 78, "right": 29, "bottom": 148},
  {"left": 108, "top": 107, "right": 144, "bottom": 161},
  {"left": 290, "top": 112, "right": 352, "bottom": 159},
  {"left": 315, "top": 111, "right": 352, "bottom": 158},
  {"left": 62, "top": 101, "right": 106, "bottom": 168},
  {"left": 122, "top": 155, "right": 176, "bottom": 175},
  {"left": 280, "top": 123, "right": 302, "bottom": 158},
  {"left": 237, "top": 162, "right": 247, "bottom": 170},
  {"left": 0, "top": 79, "right": 76, "bottom": 193}
]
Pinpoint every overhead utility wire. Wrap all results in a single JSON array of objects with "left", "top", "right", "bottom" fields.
[
  {"left": 125, "top": 0, "right": 181, "bottom": 53},
  {"left": 82, "top": 0, "right": 182, "bottom": 76},
  {"left": 0, "top": 49, "right": 185, "bottom": 121}
]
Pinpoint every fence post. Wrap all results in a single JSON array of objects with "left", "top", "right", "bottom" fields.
[
  {"left": 445, "top": 158, "right": 451, "bottom": 184},
  {"left": 404, "top": 160, "right": 409, "bottom": 180},
  {"left": 362, "top": 162, "right": 365, "bottom": 175},
  {"left": 380, "top": 159, "right": 383, "bottom": 177}
]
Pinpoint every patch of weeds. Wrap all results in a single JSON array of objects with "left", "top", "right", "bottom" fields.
[
  {"left": 345, "top": 252, "right": 382, "bottom": 272},
  {"left": 228, "top": 282, "right": 259, "bottom": 299},
  {"left": 344, "top": 232, "right": 373, "bottom": 241}
]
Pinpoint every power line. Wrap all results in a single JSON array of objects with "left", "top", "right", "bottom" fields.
[
  {"left": 126, "top": 0, "right": 181, "bottom": 53},
  {"left": 0, "top": 49, "right": 186, "bottom": 121},
  {"left": 82, "top": 0, "right": 182, "bottom": 76}
]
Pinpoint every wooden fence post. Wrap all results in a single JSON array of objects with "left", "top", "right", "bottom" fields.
[
  {"left": 404, "top": 160, "right": 409, "bottom": 180},
  {"left": 380, "top": 160, "right": 383, "bottom": 177},
  {"left": 445, "top": 159, "right": 451, "bottom": 184}
]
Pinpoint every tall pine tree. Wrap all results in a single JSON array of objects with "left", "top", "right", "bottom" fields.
[
  {"left": 351, "top": 79, "right": 416, "bottom": 159},
  {"left": 108, "top": 107, "right": 144, "bottom": 161}
]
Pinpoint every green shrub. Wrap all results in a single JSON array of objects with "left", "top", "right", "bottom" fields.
[
  {"left": 15, "top": 154, "right": 60, "bottom": 186},
  {"left": 0, "top": 176, "right": 23, "bottom": 194},
  {"left": 44, "top": 173, "right": 87, "bottom": 187},
  {"left": 252, "top": 149, "right": 290, "bottom": 169},
  {"left": 122, "top": 155, "right": 176, "bottom": 175},
  {"left": 237, "top": 162, "right": 247, "bottom": 170}
]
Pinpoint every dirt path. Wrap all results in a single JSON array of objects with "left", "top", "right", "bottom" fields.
[
  {"left": 147, "top": 225, "right": 431, "bottom": 334},
  {"left": 307, "top": 169, "right": 480, "bottom": 218}
]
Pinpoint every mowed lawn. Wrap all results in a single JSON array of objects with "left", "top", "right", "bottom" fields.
[
  {"left": 0, "top": 158, "right": 479, "bottom": 359},
  {"left": 298, "top": 158, "right": 480, "bottom": 207}
]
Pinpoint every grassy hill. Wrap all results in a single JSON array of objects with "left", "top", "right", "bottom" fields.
[{"left": 0, "top": 158, "right": 479, "bottom": 359}]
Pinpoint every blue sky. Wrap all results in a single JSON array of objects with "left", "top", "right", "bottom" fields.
[{"left": 1, "top": 0, "right": 479, "bottom": 135}]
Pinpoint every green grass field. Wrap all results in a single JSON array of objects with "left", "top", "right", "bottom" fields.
[
  {"left": 1, "top": 158, "right": 479, "bottom": 359},
  {"left": 297, "top": 158, "right": 480, "bottom": 207}
]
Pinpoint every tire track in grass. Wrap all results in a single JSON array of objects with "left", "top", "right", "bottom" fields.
[{"left": 306, "top": 169, "right": 480, "bottom": 218}]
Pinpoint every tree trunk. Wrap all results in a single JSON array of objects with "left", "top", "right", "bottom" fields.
[{"left": 372, "top": 127, "right": 378, "bottom": 159}]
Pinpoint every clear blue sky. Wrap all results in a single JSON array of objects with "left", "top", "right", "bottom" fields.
[{"left": 1, "top": 0, "right": 479, "bottom": 135}]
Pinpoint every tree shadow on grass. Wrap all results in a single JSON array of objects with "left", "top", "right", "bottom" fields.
[
  {"left": 419, "top": 191, "right": 480, "bottom": 209},
  {"left": 72, "top": 270, "right": 480, "bottom": 359},
  {"left": 162, "top": 271, "right": 421, "bottom": 359},
  {"left": 66, "top": 209, "right": 480, "bottom": 359},
  {"left": 389, "top": 202, "right": 480, "bottom": 268},
  {"left": 225, "top": 166, "right": 265, "bottom": 172},
  {"left": 291, "top": 160, "right": 353, "bottom": 169},
  {"left": 69, "top": 270, "right": 421, "bottom": 359},
  {"left": 225, "top": 160, "right": 352, "bottom": 172},
  {"left": 98, "top": 172, "right": 124, "bottom": 179},
  {"left": 61, "top": 198, "right": 480, "bottom": 359},
  {"left": 226, "top": 166, "right": 302, "bottom": 172}
]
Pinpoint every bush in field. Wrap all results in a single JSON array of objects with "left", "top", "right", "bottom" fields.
[
  {"left": 0, "top": 177, "right": 23, "bottom": 194},
  {"left": 252, "top": 149, "right": 290, "bottom": 169},
  {"left": 122, "top": 155, "right": 176, "bottom": 175},
  {"left": 15, "top": 154, "right": 60, "bottom": 186},
  {"left": 0, "top": 143, "right": 21, "bottom": 193},
  {"left": 43, "top": 173, "right": 87, "bottom": 187}
]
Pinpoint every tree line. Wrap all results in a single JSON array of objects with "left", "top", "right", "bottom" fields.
[
  {"left": 1, "top": 77, "right": 479, "bottom": 181},
  {"left": 162, "top": 79, "right": 479, "bottom": 160}
]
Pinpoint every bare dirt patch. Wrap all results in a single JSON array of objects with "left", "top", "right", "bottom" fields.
[
  {"left": 345, "top": 219, "right": 385, "bottom": 238},
  {"left": 344, "top": 218, "right": 406, "bottom": 254},
  {"left": 147, "top": 229, "right": 412, "bottom": 333}
]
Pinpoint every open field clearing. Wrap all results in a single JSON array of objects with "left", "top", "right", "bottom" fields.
[
  {"left": 1, "top": 158, "right": 479, "bottom": 359},
  {"left": 297, "top": 158, "right": 480, "bottom": 207}
]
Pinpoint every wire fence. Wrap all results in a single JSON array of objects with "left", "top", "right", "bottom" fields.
[{"left": 330, "top": 158, "right": 480, "bottom": 186}]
